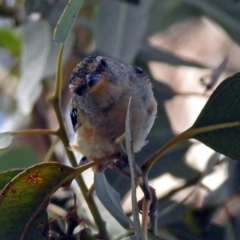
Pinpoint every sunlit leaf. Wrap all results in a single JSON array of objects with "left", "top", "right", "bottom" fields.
[
  {"left": 0, "top": 162, "right": 78, "bottom": 239},
  {"left": 53, "top": 0, "right": 84, "bottom": 43},
  {"left": 191, "top": 72, "right": 240, "bottom": 160},
  {"left": 94, "top": 172, "right": 134, "bottom": 229},
  {"left": 0, "top": 132, "right": 13, "bottom": 150},
  {"left": 0, "top": 169, "right": 23, "bottom": 190}
]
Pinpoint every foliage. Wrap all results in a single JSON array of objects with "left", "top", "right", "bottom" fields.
[{"left": 0, "top": 0, "right": 240, "bottom": 239}]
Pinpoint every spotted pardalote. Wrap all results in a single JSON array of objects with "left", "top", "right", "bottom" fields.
[{"left": 69, "top": 56, "right": 157, "bottom": 171}]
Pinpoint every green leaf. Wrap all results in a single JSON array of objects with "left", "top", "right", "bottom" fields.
[
  {"left": 96, "top": 0, "right": 152, "bottom": 63},
  {"left": 94, "top": 172, "right": 134, "bottom": 229},
  {"left": 191, "top": 72, "right": 240, "bottom": 160},
  {"left": 0, "top": 162, "right": 78, "bottom": 239},
  {"left": 0, "top": 28, "right": 21, "bottom": 55},
  {"left": 0, "top": 132, "right": 13, "bottom": 150},
  {"left": 0, "top": 169, "right": 23, "bottom": 190},
  {"left": 53, "top": 0, "right": 84, "bottom": 43}
]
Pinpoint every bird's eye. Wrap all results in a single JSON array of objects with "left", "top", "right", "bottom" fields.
[
  {"left": 135, "top": 67, "right": 144, "bottom": 74},
  {"left": 100, "top": 58, "right": 108, "bottom": 67},
  {"left": 86, "top": 74, "right": 101, "bottom": 88}
]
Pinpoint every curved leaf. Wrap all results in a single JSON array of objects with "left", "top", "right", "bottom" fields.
[
  {"left": 0, "top": 132, "right": 13, "bottom": 150},
  {"left": 53, "top": 0, "right": 84, "bottom": 43},
  {"left": 94, "top": 172, "right": 134, "bottom": 229},
  {"left": 0, "top": 162, "right": 77, "bottom": 239},
  {"left": 191, "top": 72, "right": 240, "bottom": 160},
  {"left": 0, "top": 169, "right": 24, "bottom": 190}
]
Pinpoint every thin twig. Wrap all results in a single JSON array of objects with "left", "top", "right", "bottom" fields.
[
  {"left": 141, "top": 121, "right": 240, "bottom": 174},
  {"left": 49, "top": 44, "right": 109, "bottom": 240},
  {"left": 142, "top": 199, "right": 151, "bottom": 240}
]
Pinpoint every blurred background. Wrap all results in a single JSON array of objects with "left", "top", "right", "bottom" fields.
[{"left": 1, "top": 0, "right": 240, "bottom": 239}]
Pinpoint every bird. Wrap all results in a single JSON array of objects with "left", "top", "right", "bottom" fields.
[{"left": 69, "top": 55, "right": 157, "bottom": 171}]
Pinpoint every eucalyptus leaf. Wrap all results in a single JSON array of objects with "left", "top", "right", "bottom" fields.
[
  {"left": 0, "top": 162, "right": 78, "bottom": 239},
  {"left": 0, "top": 132, "right": 13, "bottom": 150},
  {"left": 53, "top": 0, "right": 84, "bottom": 43},
  {"left": 94, "top": 172, "right": 134, "bottom": 229},
  {"left": 0, "top": 169, "right": 23, "bottom": 190},
  {"left": 16, "top": 21, "right": 51, "bottom": 115},
  {"left": 96, "top": 0, "right": 153, "bottom": 63},
  {"left": 191, "top": 72, "right": 240, "bottom": 160}
]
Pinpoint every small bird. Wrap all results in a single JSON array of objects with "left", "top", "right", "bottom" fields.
[{"left": 69, "top": 56, "right": 157, "bottom": 171}]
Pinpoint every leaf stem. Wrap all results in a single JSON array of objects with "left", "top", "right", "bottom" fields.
[
  {"left": 87, "top": 183, "right": 95, "bottom": 199},
  {"left": 142, "top": 199, "right": 150, "bottom": 240},
  {"left": 51, "top": 44, "right": 64, "bottom": 100},
  {"left": 141, "top": 121, "right": 240, "bottom": 174}
]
